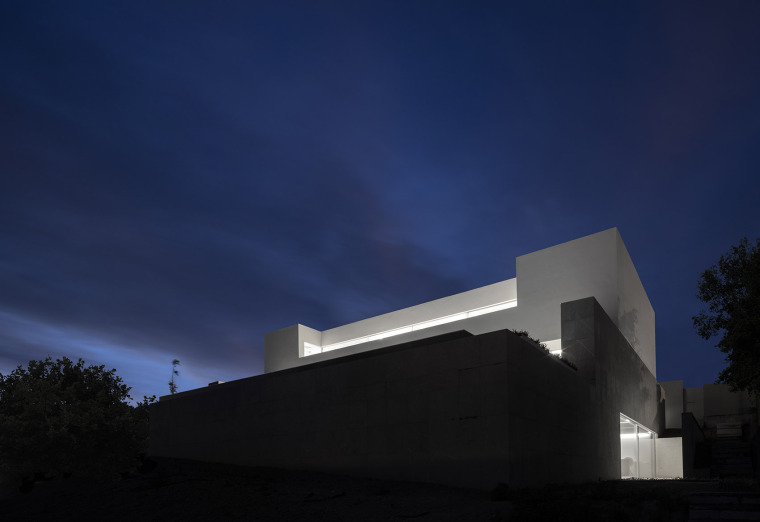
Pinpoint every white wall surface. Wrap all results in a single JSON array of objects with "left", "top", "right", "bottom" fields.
[
  {"left": 616, "top": 234, "right": 657, "bottom": 376},
  {"left": 655, "top": 437, "right": 684, "bottom": 478},
  {"left": 515, "top": 228, "right": 619, "bottom": 345},
  {"left": 265, "top": 228, "right": 657, "bottom": 375},
  {"left": 515, "top": 228, "right": 655, "bottom": 376}
]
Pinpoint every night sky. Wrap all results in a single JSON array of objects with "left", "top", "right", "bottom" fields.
[{"left": 2, "top": 1, "right": 759, "bottom": 402}]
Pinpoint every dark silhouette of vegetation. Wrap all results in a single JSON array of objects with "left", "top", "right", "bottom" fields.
[
  {"left": 511, "top": 329, "right": 577, "bottom": 370},
  {"left": 169, "top": 358, "right": 180, "bottom": 395},
  {"left": 0, "top": 356, "right": 155, "bottom": 485},
  {"left": 512, "top": 329, "right": 547, "bottom": 348},
  {"left": 693, "top": 237, "right": 760, "bottom": 395}
]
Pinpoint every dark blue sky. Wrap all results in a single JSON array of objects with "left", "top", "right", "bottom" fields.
[{"left": 2, "top": 1, "right": 759, "bottom": 400}]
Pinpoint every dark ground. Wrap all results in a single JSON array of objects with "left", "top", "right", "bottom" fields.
[{"left": 0, "top": 458, "right": 753, "bottom": 521}]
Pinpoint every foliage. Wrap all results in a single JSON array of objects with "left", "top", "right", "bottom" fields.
[
  {"left": 511, "top": 329, "right": 577, "bottom": 370},
  {"left": 693, "top": 237, "right": 760, "bottom": 395},
  {"left": 511, "top": 329, "right": 546, "bottom": 348},
  {"left": 0, "top": 356, "right": 156, "bottom": 481},
  {"left": 169, "top": 358, "right": 180, "bottom": 395}
]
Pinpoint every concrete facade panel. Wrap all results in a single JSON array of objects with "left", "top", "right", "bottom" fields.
[
  {"left": 516, "top": 228, "right": 618, "bottom": 345},
  {"left": 703, "top": 383, "right": 754, "bottom": 418},
  {"left": 660, "top": 380, "right": 684, "bottom": 429},
  {"left": 685, "top": 386, "right": 705, "bottom": 425},
  {"left": 154, "top": 315, "right": 653, "bottom": 489},
  {"left": 616, "top": 234, "right": 657, "bottom": 376}
]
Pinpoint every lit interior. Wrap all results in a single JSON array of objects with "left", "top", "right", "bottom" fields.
[
  {"left": 620, "top": 413, "right": 655, "bottom": 479},
  {"left": 303, "top": 299, "right": 517, "bottom": 356}
]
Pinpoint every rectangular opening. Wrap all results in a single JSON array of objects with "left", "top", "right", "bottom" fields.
[{"left": 620, "top": 413, "right": 655, "bottom": 479}]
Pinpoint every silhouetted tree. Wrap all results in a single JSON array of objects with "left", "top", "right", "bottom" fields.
[
  {"left": 0, "top": 356, "right": 155, "bottom": 483},
  {"left": 693, "top": 237, "right": 760, "bottom": 395},
  {"left": 169, "top": 359, "right": 180, "bottom": 395}
]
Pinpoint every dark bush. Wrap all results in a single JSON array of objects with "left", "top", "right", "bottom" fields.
[{"left": 0, "top": 356, "right": 155, "bottom": 483}]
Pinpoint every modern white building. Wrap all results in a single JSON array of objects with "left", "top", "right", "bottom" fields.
[
  {"left": 266, "top": 228, "right": 656, "bottom": 377},
  {"left": 151, "top": 228, "right": 690, "bottom": 488}
]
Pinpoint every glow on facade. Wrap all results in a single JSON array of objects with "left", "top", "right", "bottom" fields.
[{"left": 303, "top": 299, "right": 517, "bottom": 356}]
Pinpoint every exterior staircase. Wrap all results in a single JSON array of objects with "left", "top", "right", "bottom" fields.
[
  {"left": 689, "top": 492, "right": 760, "bottom": 521},
  {"left": 710, "top": 423, "right": 754, "bottom": 478},
  {"left": 687, "top": 422, "right": 759, "bottom": 520}
]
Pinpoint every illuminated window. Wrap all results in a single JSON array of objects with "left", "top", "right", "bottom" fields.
[{"left": 620, "top": 413, "right": 655, "bottom": 478}]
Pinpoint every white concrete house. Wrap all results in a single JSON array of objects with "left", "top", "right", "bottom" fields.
[
  {"left": 266, "top": 228, "right": 656, "bottom": 378},
  {"left": 151, "top": 228, "right": 693, "bottom": 488}
]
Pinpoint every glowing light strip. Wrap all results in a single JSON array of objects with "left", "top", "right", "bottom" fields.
[
  {"left": 619, "top": 413, "right": 654, "bottom": 439},
  {"left": 303, "top": 299, "right": 517, "bottom": 356}
]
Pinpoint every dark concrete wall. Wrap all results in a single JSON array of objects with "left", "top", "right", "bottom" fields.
[
  {"left": 660, "top": 380, "right": 684, "bottom": 430},
  {"left": 502, "top": 333, "right": 599, "bottom": 486},
  {"left": 682, "top": 412, "right": 709, "bottom": 478},
  {"left": 703, "top": 383, "right": 755, "bottom": 418},
  {"left": 151, "top": 297, "right": 657, "bottom": 489},
  {"left": 562, "top": 297, "right": 660, "bottom": 481},
  {"left": 152, "top": 329, "right": 595, "bottom": 489}
]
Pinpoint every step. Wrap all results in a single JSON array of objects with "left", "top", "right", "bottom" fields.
[
  {"left": 714, "top": 458, "right": 753, "bottom": 464},
  {"left": 713, "top": 440, "right": 749, "bottom": 448},
  {"left": 689, "top": 508, "right": 760, "bottom": 520},
  {"left": 712, "top": 463, "right": 754, "bottom": 471},
  {"left": 714, "top": 450, "right": 752, "bottom": 456},
  {"left": 689, "top": 493, "right": 760, "bottom": 521}
]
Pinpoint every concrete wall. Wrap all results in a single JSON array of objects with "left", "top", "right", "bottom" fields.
[
  {"left": 660, "top": 380, "right": 684, "bottom": 430},
  {"left": 682, "top": 411, "right": 710, "bottom": 478},
  {"left": 264, "top": 324, "right": 322, "bottom": 372},
  {"left": 561, "top": 297, "right": 659, "bottom": 431},
  {"left": 154, "top": 329, "right": 592, "bottom": 490},
  {"left": 685, "top": 386, "right": 705, "bottom": 426},
  {"left": 500, "top": 329, "right": 600, "bottom": 487},
  {"left": 516, "top": 229, "right": 617, "bottom": 355},
  {"left": 681, "top": 383, "right": 756, "bottom": 431},
  {"left": 561, "top": 296, "right": 661, "bottom": 480},
  {"left": 655, "top": 437, "right": 684, "bottom": 478},
  {"left": 517, "top": 229, "right": 655, "bottom": 376},
  {"left": 266, "top": 228, "right": 657, "bottom": 378},
  {"left": 703, "top": 383, "right": 755, "bottom": 418},
  {"left": 153, "top": 296, "right": 658, "bottom": 489},
  {"left": 615, "top": 234, "right": 656, "bottom": 376}
]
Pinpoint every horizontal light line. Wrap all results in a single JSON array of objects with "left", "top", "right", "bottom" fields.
[
  {"left": 303, "top": 299, "right": 517, "bottom": 356},
  {"left": 467, "top": 300, "right": 517, "bottom": 317},
  {"left": 412, "top": 312, "right": 467, "bottom": 331}
]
